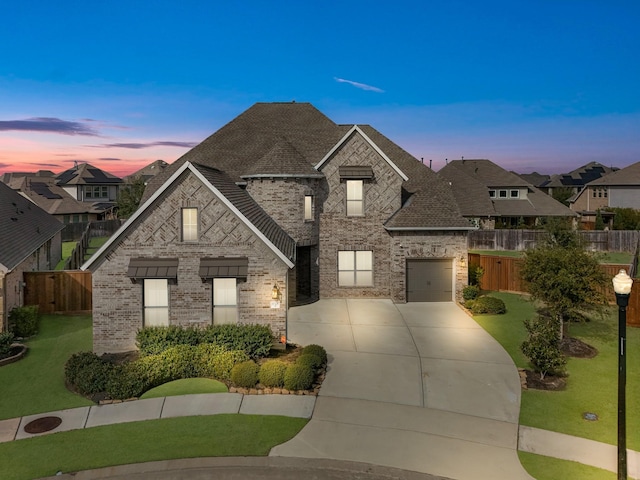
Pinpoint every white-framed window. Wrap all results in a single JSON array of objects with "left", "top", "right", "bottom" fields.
[
  {"left": 489, "top": 190, "right": 496, "bottom": 198},
  {"left": 182, "top": 207, "right": 198, "bottom": 242},
  {"left": 338, "top": 250, "right": 373, "bottom": 287},
  {"left": 143, "top": 279, "right": 169, "bottom": 326},
  {"left": 304, "top": 195, "right": 313, "bottom": 221},
  {"left": 510, "top": 190, "right": 519, "bottom": 198},
  {"left": 84, "top": 185, "right": 108, "bottom": 199},
  {"left": 213, "top": 278, "right": 237, "bottom": 325},
  {"left": 346, "top": 180, "right": 364, "bottom": 216},
  {"left": 499, "top": 190, "right": 507, "bottom": 198}
]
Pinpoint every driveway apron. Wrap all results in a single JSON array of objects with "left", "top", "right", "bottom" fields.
[{"left": 271, "top": 299, "right": 533, "bottom": 480}]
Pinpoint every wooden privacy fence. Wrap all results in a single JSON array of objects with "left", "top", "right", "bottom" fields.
[
  {"left": 469, "top": 230, "right": 640, "bottom": 252},
  {"left": 23, "top": 271, "right": 92, "bottom": 314},
  {"left": 468, "top": 254, "right": 639, "bottom": 326}
]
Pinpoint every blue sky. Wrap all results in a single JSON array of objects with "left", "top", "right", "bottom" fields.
[{"left": 1, "top": 0, "right": 638, "bottom": 177}]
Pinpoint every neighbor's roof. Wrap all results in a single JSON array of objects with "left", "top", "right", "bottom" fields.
[
  {"left": 82, "top": 162, "right": 296, "bottom": 271},
  {"left": 123, "top": 160, "right": 169, "bottom": 184},
  {"left": 517, "top": 172, "right": 550, "bottom": 188},
  {"left": 545, "top": 161, "right": 615, "bottom": 188},
  {"left": 56, "top": 163, "right": 122, "bottom": 185},
  {"left": 7, "top": 176, "right": 100, "bottom": 216},
  {"left": 0, "top": 181, "right": 64, "bottom": 272},
  {"left": 587, "top": 161, "right": 640, "bottom": 186},
  {"left": 142, "top": 102, "right": 470, "bottom": 231},
  {"left": 439, "top": 160, "right": 576, "bottom": 218}
]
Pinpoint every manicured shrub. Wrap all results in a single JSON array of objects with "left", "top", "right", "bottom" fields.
[
  {"left": 296, "top": 354, "right": 323, "bottom": 371},
  {"left": 136, "top": 325, "right": 200, "bottom": 356},
  {"left": 211, "top": 350, "right": 251, "bottom": 381},
  {"left": 65, "top": 352, "right": 113, "bottom": 396},
  {"left": 470, "top": 296, "right": 506, "bottom": 315},
  {"left": 301, "top": 344, "right": 327, "bottom": 365},
  {"left": 194, "top": 343, "right": 230, "bottom": 377},
  {"left": 521, "top": 315, "right": 567, "bottom": 379},
  {"left": 136, "top": 323, "right": 274, "bottom": 359},
  {"left": 0, "top": 332, "right": 15, "bottom": 358},
  {"left": 107, "top": 362, "right": 149, "bottom": 400},
  {"left": 462, "top": 285, "right": 480, "bottom": 301},
  {"left": 158, "top": 344, "right": 198, "bottom": 379},
  {"left": 201, "top": 324, "right": 274, "bottom": 360},
  {"left": 230, "top": 360, "right": 260, "bottom": 388},
  {"left": 283, "top": 363, "right": 314, "bottom": 391},
  {"left": 468, "top": 264, "right": 484, "bottom": 287},
  {"left": 9, "top": 305, "right": 40, "bottom": 337},
  {"left": 258, "top": 360, "right": 287, "bottom": 387}
]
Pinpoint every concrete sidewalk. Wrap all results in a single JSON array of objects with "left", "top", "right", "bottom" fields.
[{"left": 0, "top": 393, "right": 315, "bottom": 443}]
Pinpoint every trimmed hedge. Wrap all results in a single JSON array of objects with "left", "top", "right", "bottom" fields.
[
  {"left": 470, "top": 296, "right": 506, "bottom": 315},
  {"left": 296, "top": 354, "right": 323, "bottom": 371},
  {"left": 230, "top": 360, "right": 260, "bottom": 388},
  {"left": 258, "top": 360, "right": 287, "bottom": 388},
  {"left": 462, "top": 285, "right": 480, "bottom": 301},
  {"left": 65, "top": 352, "right": 114, "bottom": 396},
  {"left": 284, "top": 363, "right": 314, "bottom": 391},
  {"left": 136, "top": 324, "right": 274, "bottom": 359},
  {"left": 300, "top": 344, "right": 327, "bottom": 365},
  {"left": 0, "top": 332, "right": 14, "bottom": 358},
  {"left": 9, "top": 305, "right": 40, "bottom": 337}
]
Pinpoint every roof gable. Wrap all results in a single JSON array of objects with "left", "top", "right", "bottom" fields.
[
  {"left": 0, "top": 182, "right": 64, "bottom": 272},
  {"left": 315, "top": 125, "right": 409, "bottom": 181},
  {"left": 56, "top": 163, "right": 122, "bottom": 185},
  {"left": 82, "top": 162, "right": 295, "bottom": 271},
  {"left": 588, "top": 161, "right": 640, "bottom": 186}
]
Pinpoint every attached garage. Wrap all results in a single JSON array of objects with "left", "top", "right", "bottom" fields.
[{"left": 406, "top": 259, "right": 453, "bottom": 302}]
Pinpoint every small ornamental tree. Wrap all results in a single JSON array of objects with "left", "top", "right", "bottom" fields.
[
  {"left": 594, "top": 209, "right": 605, "bottom": 231},
  {"left": 520, "top": 220, "right": 608, "bottom": 338},
  {"left": 521, "top": 315, "right": 567, "bottom": 380}
]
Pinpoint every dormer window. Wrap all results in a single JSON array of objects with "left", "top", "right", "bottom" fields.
[
  {"left": 510, "top": 190, "right": 519, "bottom": 198},
  {"left": 499, "top": 190, "right": 507, "bottom": 198},
  {"left": 489, "top": 190, "right": 496, "bottom": 198}
]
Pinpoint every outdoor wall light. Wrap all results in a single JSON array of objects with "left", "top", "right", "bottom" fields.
[
  {"left": 612, "top": 268, "right": 633, "bottom": 480},
  {"left": 270, "top": 283, "right": 282, "bottom": 309}
]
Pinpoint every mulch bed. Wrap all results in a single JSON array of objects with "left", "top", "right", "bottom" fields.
[
  {"left": 521, "top": 369, "right": 567, "bottom": 391},
  {"left": 560, "top": 337, "right": 598, "bottom": 358}
]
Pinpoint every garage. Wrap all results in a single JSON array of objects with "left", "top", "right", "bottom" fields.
[{"left": 406, "top": 259, "right": 453, "bottom": 302}]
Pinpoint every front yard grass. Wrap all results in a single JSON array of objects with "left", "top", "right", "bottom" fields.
[
  {"left": 518, "top": 452, "right": 616, "bottom": 480},
  {"left": 0, "top": 415, "right": 307, "bottom": 480},
  {"left": 474, "top": 292, "right": 640, "bottom": 450},
  {"left": 0, "top": 314, "right": 93, "bottom": 420},
  {"left": 140, "top": 378, "right": 228, "bottom": 399}
]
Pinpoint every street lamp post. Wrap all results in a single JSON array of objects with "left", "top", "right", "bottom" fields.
[{"left": 612, "top": 269, "right": 633, "bottom": 480}]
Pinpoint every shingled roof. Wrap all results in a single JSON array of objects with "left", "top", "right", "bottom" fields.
[
  {"left": 0, "top": 181, "right": 64, "bottom": 272},
  {"left": 545, "top": 161, "right": 615, "bottom": 188},
  {"left": 7, "top": 176, "right": 100, "bottom": 216},
  {"left": 56, "top": 163, "right": 122, "bottom": 185},
  {"left": 142, "top": 102, "right": 470, "bottom": 230},
  {"left": 587, "top": 161, "right": 640, "bottom": 186}
]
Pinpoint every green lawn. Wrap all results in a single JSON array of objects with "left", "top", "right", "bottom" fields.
[
  {"left": 0, "top": 314, "right": 93, "bottom": 420},
  {"left": 55, "top": 241, "right": 77, "bottom": 270},
  {"left": 474, "top": 292, "right": 640, "bottom": 450},
  {"left": 519, "top": 452, "right": 617, "bottom": 480},
  {"left": 0, "top": 415, "right": 307, "bottom": 480},
  {"left": 140, "top": 378, "right": 228, "bottom": 399}
]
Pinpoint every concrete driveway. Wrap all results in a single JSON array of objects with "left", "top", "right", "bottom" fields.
[{"left": 271, "top": 299, "right": 534, "bottom": 480}]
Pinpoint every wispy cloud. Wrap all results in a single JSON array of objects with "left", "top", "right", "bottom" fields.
[
  {"left": 98, "top": 157, "right": 122, "bottom": 161},
  {"left": 334, "top": 77, "right": 384, "bottom": 93},
  {"left": 94, "top": 141, "right": 197, "bottom": 149},
  {"left": 0, "top": 117, "right": 100, "bottom": 136}
]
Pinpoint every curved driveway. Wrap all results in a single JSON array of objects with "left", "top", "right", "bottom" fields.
[{"left": 271, "top": 299, "right": 534, "bottom": 480}]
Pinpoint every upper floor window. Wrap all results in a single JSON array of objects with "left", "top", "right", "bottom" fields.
[
  {"left": 84, "top": 185, "right": 108, "bottom": 199},
  {"left": 338, "top": 250, "right": 373, "bottom": 286},
  {"left": 182, "top": 208, "right": 198, "bottom": 241},
  {"left": 304, "top": 195, "right": 313, "bottom": 221},
  {"left": 510, "top": 190, "right": 519, "bottom": 198},
  {"left": 346, "top": 180, "right": 364, "bottom": 216},
  {"left": 489, "top": 190, "right": 496, "bottom": 198},
  {"left": 498, "top": 190, "right": 507, "bottom": 198}
]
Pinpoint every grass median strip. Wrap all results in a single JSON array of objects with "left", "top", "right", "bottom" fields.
[{"left": 0, "top": 414, "right": 307, "bottom": 480}]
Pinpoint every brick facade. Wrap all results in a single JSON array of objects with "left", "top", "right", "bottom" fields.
[{"left": 92, "top": 172, "right": 289, "bottom": 354}]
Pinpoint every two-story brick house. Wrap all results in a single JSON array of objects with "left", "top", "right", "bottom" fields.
[{"left": 83, "top": 103, "right": 473, "bottom": 354}]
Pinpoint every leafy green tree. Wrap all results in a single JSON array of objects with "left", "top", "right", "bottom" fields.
[
  {"left": 520, "top": 220, "right": 608, "bottom": 338},
  {"left": 594, "top": 209, "right": 605, "bottom": 230},
  {"left": 607, "top": 207, "right": 640, "bottom": 230},
  {"left": 521, "top": 315, "right": 567, "bottom": 379},
  {"left": 551, "top": 187, "right": 574, "bottom": 207},
  {"left": 116, "top": 176, "right": 146, "bottom": 219}
]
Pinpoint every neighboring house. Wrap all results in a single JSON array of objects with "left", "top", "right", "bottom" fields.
[
  {"left": 56, "top": 163, "right": 122, "bottom": 219},
  {"left": 124, "top": 160, "right": 169, "bottom": 184},
  {"left": 570, "top": 161, "right": 640, "bottom": 229},
  {"left": 5, "top": 175, "right": 101, "bottom": 224},
  {"left": 533, "top": 161, "right": 615, "bottom": 198},
  {"left": 517, "top": 171, "right": 550, "bottom": 189},
  {"left": 0, "top": 182, "right": 64, "bottom": 331},
  {"left": 83, "top": 102, "right": 473, "bottom": 354},
  {"left": 439, "top": 159, "right": 576, "bottom": 228}
]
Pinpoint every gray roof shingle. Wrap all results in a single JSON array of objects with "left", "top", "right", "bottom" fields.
[
  {"left": 587, "top": 161, "right": 640, "bottom": 186},
  {"left": 56, "top": 163, "right": 122, "bottom": 185},
  {"left": 0, "top": 181, "right": 64, "bottom": 271}
]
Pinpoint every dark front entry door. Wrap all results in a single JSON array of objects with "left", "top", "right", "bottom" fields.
[{"left": 406, "top": 259, "right": 453, "bottom": 302}]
